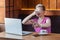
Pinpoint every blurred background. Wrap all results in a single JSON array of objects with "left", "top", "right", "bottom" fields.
[{"left": 0, "top": 0, "right": 60, "bottom": 33}]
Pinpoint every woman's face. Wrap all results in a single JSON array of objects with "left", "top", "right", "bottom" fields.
[
  {"left": 35, "top": 7, "right": 45, "bottom": 17},
  {"left": 35, "top": 11, "right": 45, "bottom": 17}
]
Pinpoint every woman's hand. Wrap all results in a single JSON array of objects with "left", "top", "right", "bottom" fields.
[{"left": 32, "top": 22, "right": 40, "bottom": 28}]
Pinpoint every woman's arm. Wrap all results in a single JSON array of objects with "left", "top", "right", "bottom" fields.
[
  {"left": 23, "top": 19, "right": 34, "bottom": 25},
  {"left": 39, "top": 18, "right": 51, "bottom": 27},
  {"left": 22, "top": 11, "right": 36, "bottom": 24}
]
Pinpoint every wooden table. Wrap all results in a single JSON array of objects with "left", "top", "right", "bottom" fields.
[{"left": 0, "top": 32, "right": 60, "bottom": 40}]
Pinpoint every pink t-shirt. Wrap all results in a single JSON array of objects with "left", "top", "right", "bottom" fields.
[{"left": 32, "top": 17, "right": 51, "bottom": 33}]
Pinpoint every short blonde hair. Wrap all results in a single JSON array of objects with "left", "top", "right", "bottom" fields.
[{"left": 36, "top": 4, "right": 45, "bottom": 11}]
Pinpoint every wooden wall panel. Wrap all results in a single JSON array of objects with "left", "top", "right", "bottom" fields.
[
  {"left": 27, "top": 0, "right": 34, "bottom": 8},
  {"left": 6, "top": 0, "right": 60, "bottom": 18},
  {"left": 14, "top": 10, "right": 19, "bottom": 18},
  {"left": 9, "top": 11, "right": 14, "bottom": 18},
  {"left": 57, "top": 0, "right": 60, "bottom": 9},
  {"left": 10, "top": 0, "right": 14, "bottom": 6},
  {"left": 21, "top": 0, "right": 60, "bottom": 10},
  {"left": 22, "top": 0, "right": 28, "bottom": 8},
  {"left": 19, "top": 10, "right": 60, "bottom": 16},
  {"left": 0, "top": 8, "right": 5, "bottom": 23},
  {"left": 14, "top": 0, "right": 22, "bottom": 10},
  {"left": 22, "top": 0, "right": 42, "bottom": 8},
  {"left": 50, "top": 0, "right": 56, "bottom": 10},
  {"left": 5, "top": 0, "right": 9, "bottom": 7},
  {"left": 34, "top": 0, "right": 42, "bottom": 6},
  {"left": 42, "top": 0, "right": 49, "bottom": 9},
  {"left": 6, "top": 0, "right": 20, "bottom": 18},
  {"left": 6, "top": 12, "right": 10, "bottom": 18},
  {"left": 0, "top": 0, "right": 5, "bottom": 23},
  {"left": 0, "top": 0, "right": 5, "bottom": 8}
]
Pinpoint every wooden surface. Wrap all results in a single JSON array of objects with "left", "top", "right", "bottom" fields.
[
  {"left": 0, "top": 32, "right": 60, "bottom": 40},
  {"left": 0, "top": 0, "right": 5, "bottom": 23}
]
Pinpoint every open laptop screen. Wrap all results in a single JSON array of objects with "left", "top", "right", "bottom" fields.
[{"left": 5, "top": 18, "right": 22, "bottom": 35}]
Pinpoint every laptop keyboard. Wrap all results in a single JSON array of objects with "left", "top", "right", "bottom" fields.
[{"left": 22, "top": 31, "right": 32, "bottom": 35}]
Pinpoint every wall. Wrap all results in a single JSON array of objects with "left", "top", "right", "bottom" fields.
[
  {"left": 6, "top": 0, "right": 60, "bottom": 18},
  {"left": 0, "top": 0, "right": 5, "bottom": 23},
  {"left": 21, "top": 0, "right": 60, "bottom": 10}
]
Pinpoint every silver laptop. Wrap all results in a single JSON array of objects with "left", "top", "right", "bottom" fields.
[{"left": 5, "top": 18, "right": 32, "bottom": 36}]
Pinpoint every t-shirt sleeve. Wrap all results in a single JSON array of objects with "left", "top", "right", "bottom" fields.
[{"left": 40, "top": 17, "right": 51, "bottom": 27}]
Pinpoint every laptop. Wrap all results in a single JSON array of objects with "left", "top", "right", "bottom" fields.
[{"left": 5, "top": 18, "right": 32, "bottom": 36}]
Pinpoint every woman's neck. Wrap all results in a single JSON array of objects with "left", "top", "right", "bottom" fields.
[{"left": 39, "top": 16, "right": 45, "bottom": 19}]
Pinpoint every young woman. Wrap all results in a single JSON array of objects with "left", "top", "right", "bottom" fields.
[{"left": 22, "top": 4, "right": 51, "bottom": 35}]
